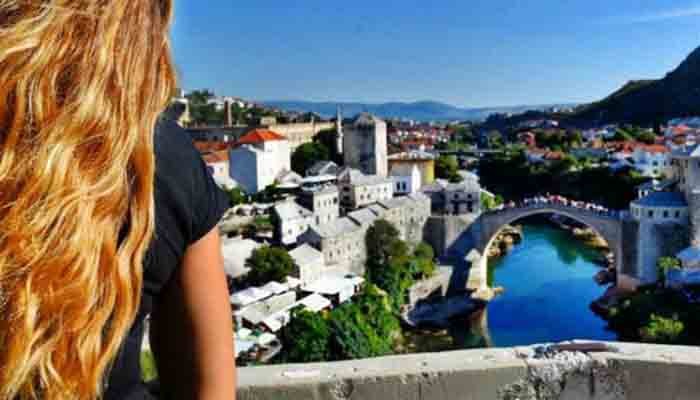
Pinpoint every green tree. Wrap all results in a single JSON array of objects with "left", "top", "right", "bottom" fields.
[
  {"left": 412, "top": 242, "right": 437, "bottom": 279},
  {"left": 657, "top": 256, "right": 681, "bottom": 282},
  {"left": 314, "top": 128, "right": 344, "bottom": 165},
  {"left": 245, "top": 246, "right": 296, "bottom": 285},
  {"left": 435, "top": 155, "right": 460, "bottom": 182},
  {"left": 640, "top": 314, "right": 684, "bottom": 344},
  {"left": 327, "top": 303, "right": 377, "bottom": 360},
  {"left": 365, "top": 220, "right": 406, "bottom": 270},
  {"left": 281, "top": 308, "right": 331, "bottom": 363},
  {"left": 638, "top": 131, "right": 657, "bottom": 145},
  {"left": 291, "top": 142, "right": 330, "bottom": 175},
  {"left": 228, "top": 187, "right": 247, "bottom": 206},
  {"left": 481, "top": 192, "right": 503, "bottom": 211}
]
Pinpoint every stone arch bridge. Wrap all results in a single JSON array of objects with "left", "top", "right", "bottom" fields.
[{"left": 465, "top": 203, "right": 626, "bottom": 291}]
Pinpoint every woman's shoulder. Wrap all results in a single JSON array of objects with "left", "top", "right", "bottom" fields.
[
  {"left": 152, "top": 117, "right": 230, "bottom": 245},
  {"left": 154, "top": 118, "right": 201, "bottom": 165}
]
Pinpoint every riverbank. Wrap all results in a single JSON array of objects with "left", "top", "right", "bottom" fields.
[{"left": 486, "top": 224, "right": 523, "bottom": 258}]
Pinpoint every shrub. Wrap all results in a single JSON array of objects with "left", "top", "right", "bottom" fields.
[{"left": 640, "top": 314, "right": 684, "bottom": 344}]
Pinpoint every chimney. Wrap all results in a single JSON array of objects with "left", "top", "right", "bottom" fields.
[{"left": 224, "top": 100, "right": 233, "bottom": 127}]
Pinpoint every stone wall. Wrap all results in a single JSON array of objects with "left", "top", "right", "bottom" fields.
[
  {"left": 620, "top": 218, "right": 639, "bottom": 278},
  {"left": 265, "top": 122, "right": 335, "bottom": 151},
  {"left": 237, "top": 342, "right": 700, "bottom": 400},
  {"left": 424, "top": 215, "right": 480, "bottom": 258}
]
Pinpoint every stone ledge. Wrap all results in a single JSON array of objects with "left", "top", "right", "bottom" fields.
[{"left": 236, "top": 341, "right": 700, "bottom": 400}]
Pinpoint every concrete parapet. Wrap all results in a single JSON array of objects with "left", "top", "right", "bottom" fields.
[{"left": 237, "top": 342, "right": 700, "bottom": 400}]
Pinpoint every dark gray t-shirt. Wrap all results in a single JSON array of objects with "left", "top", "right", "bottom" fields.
[{"left": 105, "top": 119, "right": 230, "bottom": 399}]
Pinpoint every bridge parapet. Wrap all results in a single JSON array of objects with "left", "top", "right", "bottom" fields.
[
  {"left": 236, "top": 342, "right": 700, "bottom": 400},
  {"left": 483, "top": 203, "right": 624, "bottom": 221}
]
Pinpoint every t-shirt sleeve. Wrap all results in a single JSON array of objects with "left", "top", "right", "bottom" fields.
[{"left": 189, "top": 152, "right": 231, "bottom": 244}]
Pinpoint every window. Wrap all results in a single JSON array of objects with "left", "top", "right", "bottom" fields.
[
  {"left": 675, "top": 211, "right": 681, "bottom": 218},
  {"left": 663, "top": 210, "right": 669, "bottom": 218},
  {"left": 648, "top": 210, "right": 654, "bottom": 218}
]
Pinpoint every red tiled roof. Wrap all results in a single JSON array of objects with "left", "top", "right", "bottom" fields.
[
  {"left": 192, "top": 141, "right": 234, "bottom": 153},
  {"left": 202, "top": 150, "right": 229, "bottom": 164},
  {"left": 236, "top": 129, "right": 287, "bottom": 145},
  {"left": 636, "top": 144, "right": 669, "bottom": 154}
]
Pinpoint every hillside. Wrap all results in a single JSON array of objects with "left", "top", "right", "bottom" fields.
[
  {"left": 569, "top": 46, "right": 700, "bottom": 126},
  {"left": 263, "top": 100, "right": 576, "bottom": 122}
]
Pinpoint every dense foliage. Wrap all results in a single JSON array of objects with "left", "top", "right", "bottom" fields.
[
  {"left": 533, "top": 129, "right": 582, "bottom": 152},
  {"left": 477, "top": 147, "right": 649, "bottom": 209},
  {"left": 314, "top": 128, "right": 344, "bottom": 165},
  {"left": 279, "top": 220, "right": 438, "bottom": 363},
  {"left": 481, "top": 191, "right": 504, "bottom": 211},
  {"left": 280, "top": 309, "right": 331, "bottom": 363},
  {"left": 435, "top": 155, "right": 461, "bottom": 183},
  {"left": 228, "top": 187, "right": 247, "bottom": 206},
  {"left": 280, "top": 285, "right": 400, "bottom": 362},
  {"left": 604, "top": 285, "right": 700, "bottom": 345},
  {"left": 245, "top": 246, "right": 296, "bottom": 286},
  {"left": 291, "top": 142, "right": 331, "bottom": 175},
  {"left": 657, "top": 257, "right": 681, "bottom": 283}
]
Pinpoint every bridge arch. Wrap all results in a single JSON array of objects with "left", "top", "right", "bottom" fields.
[{"left": 468, "top": 205, "right": 624, "bottom": 291}]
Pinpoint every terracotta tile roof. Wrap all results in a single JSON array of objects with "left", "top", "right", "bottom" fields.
[
  {"left": 192, "top": 141, "right": 234, "bottom": 153},
  {"left": 202, "top": 150, "right": 229, "bottom": 164},
  {"left": 636, "top": 144, "right": 669, "bottom": 154},
  {"left": 236, "top": 129, "right": 287, "bottom": 145}
]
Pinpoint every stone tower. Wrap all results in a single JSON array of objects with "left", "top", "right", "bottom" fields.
[
  {"left": 342, "top": 113, "right": 388, "bottom": 177},
  {"left": 335, "top": 106, "right": 344, "bottom": 155}
]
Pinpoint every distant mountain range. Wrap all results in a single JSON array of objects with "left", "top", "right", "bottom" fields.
[
  {"left": 263, "top": 100, "right": 577, "bottom": 122},
  {"left": 568, "top": 46, "right": 700, "bottom": 126}
]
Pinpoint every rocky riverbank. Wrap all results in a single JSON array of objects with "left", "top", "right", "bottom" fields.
[
  {"left": 547, "top": 214, "right": 614, "bottom": 267},
  {"left": 486, "top": 225, "right": 523, "bottom": 258}
]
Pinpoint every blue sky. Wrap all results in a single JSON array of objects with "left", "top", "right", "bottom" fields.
[{"left": 172, "top": 1, "right": 700, "bottom": 108}]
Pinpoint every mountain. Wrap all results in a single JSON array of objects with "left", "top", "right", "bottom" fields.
[
  {"left": 263, "top": 100, "right": 576, "bottom": 122},
  {"left": 569, "top": 46, "right": 700, "bottom": 126}
]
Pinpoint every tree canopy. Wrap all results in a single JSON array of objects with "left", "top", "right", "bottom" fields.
[
  {"left": 291, "top": 142, "right": 330, "bottom": 175},
  {"left": 435, "top": 155, "right": 461, "bottom": 183},
  {"left": 245, "top": 246, "right": 296, "bottom": 286}
]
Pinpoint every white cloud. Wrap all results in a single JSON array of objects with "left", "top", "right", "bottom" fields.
[{"left": 612, "top": 4, "right": 700, "bottom": 23}]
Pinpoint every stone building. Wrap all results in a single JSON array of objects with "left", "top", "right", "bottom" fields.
[
  {"left": 369, "top": 193, "right": 431, "bottom": 243},
  {"left": 229, "top": 129, "right": 291, "bottom": 193},
  {"left": 289, "top": 244, "right": 326, "bottom": 286},
  {"left": 306, "top": 160, "right": 340, "bottom": 177},
  {"left": 391, "top": 165, "right": 422, "bottom": 195},
  {"left": 630, "top": 191, "right": 690, "bottom": 282},
  {"left": 388, "top": 151, "right": 436, "bottom": 185},
  {"left": 297, "top": 185, "right": 341, "bottom": 227},
  {"left": 264, "top": 121, "right": 335, "bottom": 151},
  {"left": 337, "top": 168, "right": 394, "bottom": 210},
  {"left": 271, "top": 201, "right": 314, "bottom": 246},
  {"left": 422, "top": 173, "right": 482, "bottom": 216},
  {"left": 271, "top": 185, "right": 340, "bottom": 246},
  {"left": 298, "top": 217, "right": 366, "bottom": 273},
  {"left": 299, "top": 194, "right": 432, "bottom": 273},
  {"left": 343, "top": 113, "right": 388, "bottom": 177}
]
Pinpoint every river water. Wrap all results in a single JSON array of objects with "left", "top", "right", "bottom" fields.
[{"left": 407, "top": 222, "right": 617, "bottom": 352}]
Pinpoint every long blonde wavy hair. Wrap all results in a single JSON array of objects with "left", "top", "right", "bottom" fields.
[{"left": 0, "top": 0, "right": 176, "bottom": 398}]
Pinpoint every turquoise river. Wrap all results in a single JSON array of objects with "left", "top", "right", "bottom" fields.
[{"left": 408, "top": 222, "right": 618, "bottom": 352}]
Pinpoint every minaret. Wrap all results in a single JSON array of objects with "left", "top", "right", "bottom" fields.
[
  {"left": 224, "top": 100, "right": 233, "bottom": 127},
  {"left": 335, "top": 106, "right": 344, "bottom": 155}
]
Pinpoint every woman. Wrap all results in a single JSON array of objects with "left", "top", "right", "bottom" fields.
[{"left": 0, "top": 1, "right": 236, "bottom": 399}]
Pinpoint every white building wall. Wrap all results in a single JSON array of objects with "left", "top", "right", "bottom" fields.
[
  {"left": 229, "top": 140, "right": 291, "bottom": 193},
  {"left": 632, "top": 149, "right": 671, "bottom": 177},
  {"left": 229, "top": 147, "right": 260, "bottom": 194}
]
